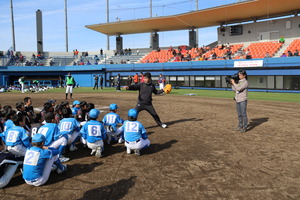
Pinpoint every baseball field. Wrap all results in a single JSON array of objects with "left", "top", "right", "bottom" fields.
[{"left": 0, "top": 88, "right": 299, "bottom": 199}]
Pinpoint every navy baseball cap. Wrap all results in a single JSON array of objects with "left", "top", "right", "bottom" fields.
[
  {"left": 89, "top": 109, "right": 100, "bottom": 118},
  {"left": 32, "top": 134, "right": 46, "bottom": 143},
  {"left": 109, "top": 104, "right": 118, "bottom": 111}
]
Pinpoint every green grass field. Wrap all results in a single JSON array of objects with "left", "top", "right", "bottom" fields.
[{"left": 13, "top": 87, "right": 300, "bottom": 103}]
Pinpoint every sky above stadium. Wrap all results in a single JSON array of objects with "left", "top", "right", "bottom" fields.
[{"left": 0, "top": 0, "right": 244, "bottom": 52}]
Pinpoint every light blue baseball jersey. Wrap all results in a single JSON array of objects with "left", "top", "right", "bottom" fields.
[
  {"left": 38, "top": 123, "right": 62, "bottom": 146},
  {"left": 4, "top": 119, "right": 14, "bottom": 131},
  {"left": 58, "top": 118, "right": 80, "bottom": 137},
  {"left": 23, "top": 147, "right": 59, "bottom": 181},
  {"left": 72, "top": 107, "right": 80, "bottom": 116},
  {"left": 80, "top": 120, "right": 106, "bottom": 143},
  {"left": 119, "top": 120, "right": 147, "bottom": 142},
  {"left": 102, "top": 112, "right": 124, "bottom": 131},
  {"left": 4, "top": 126, "right": 31, "bottom": 147}
]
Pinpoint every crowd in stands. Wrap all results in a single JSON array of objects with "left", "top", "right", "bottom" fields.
[{"left": 114, "top": 48, "right": 133, "bottom": 56}]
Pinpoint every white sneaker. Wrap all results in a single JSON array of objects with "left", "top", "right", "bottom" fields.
[
  {"left": 134, "top": 149, "right": 140, "bottom": 156},
  {"left": 90, "top": 149, "right": 96, "bottom": 155},
  {"left": 161, "top": 124, "right": 167, "bottom": 128},
  {"left": 69, "top": 145, "right": 78, "bottom": 152},
  {"left": 118, "top": 138, "right": 124, "bottom": 144},
  {"left": 59, "top": 155, "right": 70, "bottom": 163},
  {"left": 126, "top": 148, "right": 131, "bottom": 154},
  {"left": 57, "top": 165, "right": 67, "bottom": 174},
  {"left": 95, "top": 147, "right": 103, "bottom": 158}
]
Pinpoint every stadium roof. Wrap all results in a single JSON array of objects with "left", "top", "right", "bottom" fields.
[{"left": 86, "top": 0, "right": 300, "bottom": 36}]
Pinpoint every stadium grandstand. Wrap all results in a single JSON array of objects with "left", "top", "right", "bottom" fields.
[{"left": 0, "top": 0, "right": 300, "bottom": 91}]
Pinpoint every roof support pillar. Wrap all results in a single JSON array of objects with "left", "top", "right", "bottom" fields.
[
  {"left": 116, "top": 35, "right": 123, "bottom": 52},
  {"left": 189, "top": 29, "right": 196, "bottom": 48},
  {"left": 151, "top": 31, "right": 159, "bottom": 50}
]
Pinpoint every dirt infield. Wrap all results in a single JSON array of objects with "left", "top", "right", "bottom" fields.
[{"left": 0, "top": 91, "right": 299, "bottom": 200}]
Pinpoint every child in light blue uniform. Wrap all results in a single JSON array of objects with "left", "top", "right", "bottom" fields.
[
  {"left": 119, "top": 109, "right": 150, "bottom": 156},
  {"left": 23, "top": 134, "right": 66, "bottom": 186},
  {"left": 80, "top": 109, "right": 106, "bottom": 158},
  {"left": 58, "top": 107, "right": 80, "bottom": 151},
  {"left": 3, "top": 110, "right": 15, "bottom": 131},
  {"left": 3, "top": 115, "right": 31, "bottom": 156},
  {"left": 102, "top": 104, "right": 124, "bottom": 144},
  {"left": 72, "top": 100, "right": 80, "bottom": 117},
  {"left": 38, "top": 112, "right": 69, "bottom": 162}
]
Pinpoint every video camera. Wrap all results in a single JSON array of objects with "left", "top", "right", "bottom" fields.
[{"left": 225, "top": 73, "right": 239, "bottom": 84}]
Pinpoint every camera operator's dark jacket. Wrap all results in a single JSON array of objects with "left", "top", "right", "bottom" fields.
[
  {"left": 127, "top": 82, "right": 163, "bottom": 105},
  {"left": 232, "top": 78, "right": 249, "bottom": 102}
]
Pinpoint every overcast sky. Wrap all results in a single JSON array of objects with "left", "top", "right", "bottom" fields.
[{"left": 0, "top": 0, "right": 242, "bottom": 52}]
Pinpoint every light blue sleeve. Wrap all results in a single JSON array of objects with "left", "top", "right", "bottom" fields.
[
  {"left": 80, "top": 124, "right": 87, "bottom": 140},
  {"left": 102, "top": 115, "right": 107, "bottom": 125},
  {"left": 117, "top": 115, "right": 124, "bottom": 124},
  {"left": 101, "top": 124, "right": 107, "bottom": 140},
  {"left": 74, "top": 119, "right": 80, "bottom": 132}
]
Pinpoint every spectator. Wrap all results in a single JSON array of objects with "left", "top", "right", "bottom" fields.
[
  {"left": 94, "top": 55, "right": 99, "bottom": 61},
  {"left": 156, "top": 47, "right": 161, "bottom": 52},
  {"left": 287, "top": 50, "right": 293, "bottom": 57},
  {"left": 85, "top": 52, "right": 89, "bottom": 57},
  {"left": 128, "top": 48, "right": 132, "bottom": 55},
  {"left": 74, "top": 49, "right": 79, "bottom": 58},
  {"left": 279, "top": 35, "right": 285, "bottom": 44},
  {"left": 264, "top": 52, "right": 271, "bottom": 58},
  {"left": 280, "top": 53, "right": 287, "bottom": 57},
  {"left": 136, "top": 49, "right": 139, "bottom": 55},
  {"left": 50, "top": 59, "right": 55, "bottom": 66},
  {"left": 100, "top": 48, "right": 103, "bottom": 57},
  {"left": 246, "top": 52, "right": 252, "bottom": 59},
  {"left": 110, "top": 60, "right": 114, "bottom": 64},
  {"left": 94, "top": 61, "right": 98, "bottom": 65},
  {"left": 168, "top": 46, "right": 173, "bottom": 52},
  {"left": 294, "top": 49, "right": 299, "bottom": 56},
  {"left": 172, "top": 49, "right": 177, "bottom": 56},
  {"left": 87, "top": 61, "right": 91, "bottom": 65},
  {"left": 154, "top": 58, "right": 159, "bottom": 63},
  {"left": 73, "top": 61, "right": 77, "bottom": 66},
  {"left": 37, "top": 52, "right": 43, "bottom": 60}
]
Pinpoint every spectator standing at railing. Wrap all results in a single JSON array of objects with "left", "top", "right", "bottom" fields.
[
  {"left": 136, "top": 49, "right": 139, "bottom": 55},
  {"left": 265, "top": 52, "right": 271, "bottom": 58},
  {"left": 50, "top": 59, "right": 55, "bottom": 66},
  {"left": 279, "top": 35, "right": 285, "bottom": 44},
  {"left": 287, "top": 50, "right": 293, "bottom": 57},
  {"left": 294, "top": 49, "right": 299, "bottom": 56},
  {"left": 128, "top": 48, "right": 132, "bottom": 55},
  {"left": 74, "top": 49, "right": 79, "bottom": 58},
  {"left": 100, "top": 48, "right": 103, "bottom": 57}
]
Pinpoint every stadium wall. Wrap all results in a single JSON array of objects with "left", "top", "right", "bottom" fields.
[
  {"left": 218, "top": 16, "right": 300, "bottom": 44},
  {"left": 1, "top": 57, "right": 300, "bottom": 92}
]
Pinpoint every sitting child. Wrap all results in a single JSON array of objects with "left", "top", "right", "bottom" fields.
[
  {"left": 118, "top": 109, "right": 150, "bottom": 156},
  {"left": 80, "top": 109, "right": 106, "bottom": 158},
  {"left": 102, "top": 104, "right": 124, "bottom": 144},
  {"left": 4, "top": 115, "right": 31, "bottom": 156},
  {"left": 22, "top": 134, "right": 67, "bottom": 186},
  {"left": 58, "top": 107, "right": 80, "bottom": 151}
]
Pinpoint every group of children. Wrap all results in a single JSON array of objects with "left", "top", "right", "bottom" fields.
[{"left": 0, "top": 97, "right": 150, "bottom": 188}]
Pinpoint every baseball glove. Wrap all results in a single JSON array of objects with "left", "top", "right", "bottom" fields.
[{"left": 163, "top": 84, "right": 172, "bottom": 94}]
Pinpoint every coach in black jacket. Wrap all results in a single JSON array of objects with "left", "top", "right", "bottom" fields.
[{"left": 124, "top": 72, "right": 167, "bottom": 128}]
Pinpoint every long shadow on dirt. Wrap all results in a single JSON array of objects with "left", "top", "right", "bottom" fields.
[
  {"left": 248, "top": 117, "right": 269, "bottom": 131},
  {"left": 146, "top": 118, "right": 203, "bottom": 129},
  {"left": 78, "top": 176, "right": 136, "bottom": 200},
  {"left": 46, "top": 162, "right": 102, "bottom": 186},
  {"left": 143, "top": 139, "right": 178, "bottom": 155}
]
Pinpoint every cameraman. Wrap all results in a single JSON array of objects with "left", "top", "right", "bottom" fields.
[{"left": 231, "top": 69, "right": 249, "bottom": 133}]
